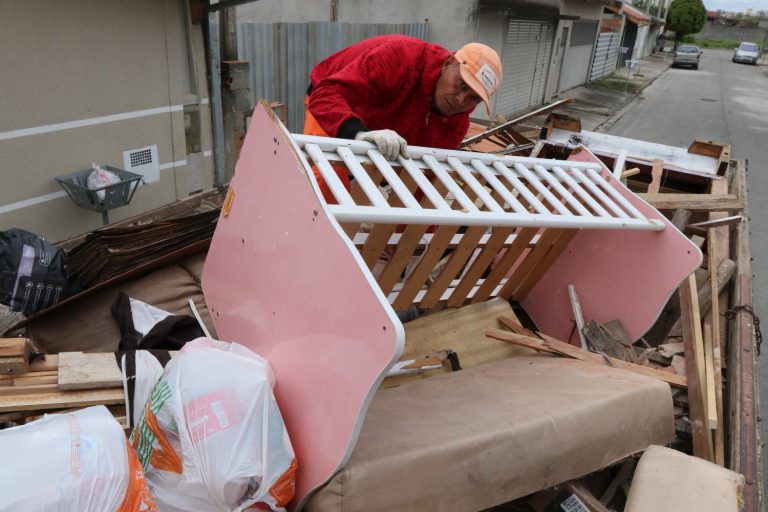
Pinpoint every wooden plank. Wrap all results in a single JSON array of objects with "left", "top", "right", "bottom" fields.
[
  {"left": 57, "top": 352, "right": 122, "bottom": 390},
  {"left": 29, "top": 354, "right": 58, "bottom": 372},
  {"left": 679, "top": 273, "right": 714, "bottom": 461},
  {"left": 568, "top": 285, "right": 587, "bottom": 349},
  {"left": 392, "top": 225, "right": 459, "bottom": 310},
  {"left": 636, "top": 193, "right": 742, "bottom": 211},
  {"left": 708, "top": 177, "right": 728, "bottom": 466},
  {"left": 472, "top": 227, "right": 538, "bottom": 303},
  {"left": 486, "top": 326, "right": 688, "bottom": 388},
  {"left": 447, "top": 226, "right": 516, "bottom": 307},
  {"left": 667, "top": 259, "right": 736, "bottom": 337},
  {"left": 0, "top": 357, "right": 28, "bottom": 375},
  {"left": 0, "top": 388, "right": 124, "bottom": 413},
  {"left": 646, "top": 159, "right": 665, "bottom": 193},
  {"left": 360, "top": 224, "right": 398, "bottom": 269},
  {"left": 376, "top": 224, "right": 429, "bottom": 296},
  {"left": 420, "top": 225, "right": 487, "bottom": 308},
  {"left": 0, "top": 338, "right": 27, "bottom": 357},
  {"left": 381, "top": 298, "right": 538, "bottom": 388},
  {"left": 0, "top": 383, "right": 60, "bottom": 396},
  {"left": 561, "top": 481, "right": 612, "bottom": 512},
  {"left": 702, "top": 323, "right": 718, "bottom": 430},
  {"left": 505, "top": 229, "right": 577, "bottom": 300}
]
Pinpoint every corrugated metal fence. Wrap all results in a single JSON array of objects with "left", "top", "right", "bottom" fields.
[
  {"left": 238, "top": 22, "right": 429, "bottom": 133},
  {"left": 589, "top": 31, "right": 621, "bottom": 82}
]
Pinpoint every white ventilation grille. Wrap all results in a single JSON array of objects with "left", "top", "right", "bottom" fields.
[{"left": 123, "top": 144, "right": 159, "bottom": 184}]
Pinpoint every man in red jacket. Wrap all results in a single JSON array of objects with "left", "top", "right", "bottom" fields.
[{"left": 304, "top": 35, "right": 502, "bottom": 201}]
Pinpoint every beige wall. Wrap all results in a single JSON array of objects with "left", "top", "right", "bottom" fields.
[
  {"left": 0, "top": 0, "right": 212, "bottom": 241},
  {"left": 238, "top": 0, "right": 478, "bottom": 50}
]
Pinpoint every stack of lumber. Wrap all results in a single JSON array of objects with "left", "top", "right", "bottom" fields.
[{"left": 0, "top": 343, "right": 124, "bottom": 426}]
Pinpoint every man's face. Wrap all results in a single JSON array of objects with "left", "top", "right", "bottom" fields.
[{"left": 433, "top": 56, "right": 484, "bottom": 116}]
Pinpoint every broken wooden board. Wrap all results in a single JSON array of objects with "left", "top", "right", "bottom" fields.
[
  {"left": 636, "top": 193, "right": 742, "bottom": 212},
  {"left": 486, "top": 325, "right": 687, "bottom": 388},
  {"left": 57, "top": 352, "right": 122, "bottom": 390}
]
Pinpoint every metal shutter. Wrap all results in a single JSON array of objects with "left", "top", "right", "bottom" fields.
[
  {"left": 495, "top": 20, "right": 554, "bottom": 118},
  {"left": 590, "top": 31, "right": 621, "bottom": 82}
]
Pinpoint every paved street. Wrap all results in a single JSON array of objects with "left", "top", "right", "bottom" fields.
[{"left": 607, "top": 47, "right": 768, "bottom": 489}]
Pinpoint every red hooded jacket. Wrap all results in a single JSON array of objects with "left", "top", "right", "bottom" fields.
[{"left": 307, "top": 35, "right": 470, "bottom": 149}]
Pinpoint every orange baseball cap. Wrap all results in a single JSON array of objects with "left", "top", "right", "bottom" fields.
[{"left": 454, "top": 43, "right": 502, "bottom": 114}]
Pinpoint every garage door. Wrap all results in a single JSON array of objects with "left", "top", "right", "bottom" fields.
[{"left": 495, "top": 20, "right": 554, "bottom": 118}]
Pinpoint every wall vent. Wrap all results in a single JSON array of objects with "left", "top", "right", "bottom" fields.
[{"left": 123, "top": 144, "right": 159, "bottom": 184}]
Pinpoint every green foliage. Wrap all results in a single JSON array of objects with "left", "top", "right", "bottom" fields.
[
  {"left": 667, "top": 0, "right": 706, "bottom": 40},
  {"left": 694, "top": 38, "right": 740, "bottom": 49}
]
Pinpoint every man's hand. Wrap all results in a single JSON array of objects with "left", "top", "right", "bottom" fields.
[{"left": 355, "top": 129, "right": 408, "bottom": 161}]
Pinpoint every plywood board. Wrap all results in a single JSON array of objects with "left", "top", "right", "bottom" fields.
[{"left": 57, "top": 352, "right": 122, "bottom": 390}]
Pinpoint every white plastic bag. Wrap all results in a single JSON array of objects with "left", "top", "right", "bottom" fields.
[
  {"left": 131, "top": 338, "right": 297, "bottom": 511},
  {"left": 0, "top": 405, "right": 156, "bottom": 511},
  {"left": 87, "top": 163, "right": 121, "bottom": 202}
]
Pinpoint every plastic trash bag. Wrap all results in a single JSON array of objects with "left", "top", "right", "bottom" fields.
[
  {"left": 131, "top": 338, "right": 297, "bottom": 511},
  {"left": 0, "top": 405, "right": 156, "bottom": 511},
  {"left": 87, "top": 163, "right": 121, "bottom": 202}
]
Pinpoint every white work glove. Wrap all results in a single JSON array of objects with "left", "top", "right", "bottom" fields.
[{"left": 355, "top": 129, "right": 408, "bottom": 161}]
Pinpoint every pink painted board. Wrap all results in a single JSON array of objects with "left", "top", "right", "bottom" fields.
[
  {"left": 201, "top": 104, "right": 404, "bottom": 510},
  {"left": 523, "top": 146, "right": 702, "bottom": 343}
]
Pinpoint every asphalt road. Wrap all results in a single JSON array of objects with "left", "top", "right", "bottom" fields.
[{"left": 609, "top": 47, "right": 768, "bottom": 488}]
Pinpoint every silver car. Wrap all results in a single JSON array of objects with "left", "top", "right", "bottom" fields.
[
  {"left": 733, "top": 42, "right": 759, "bottom": 65},
  {"left": 672, "top": 45, "right": 701, "bottom": 69}
]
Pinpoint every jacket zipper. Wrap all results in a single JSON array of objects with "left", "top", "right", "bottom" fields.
[{"left": 425, "top": 111, "right": 430, "bottom": 126}]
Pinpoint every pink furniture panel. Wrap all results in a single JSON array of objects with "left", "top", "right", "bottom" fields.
[
  {"left": 201, "top": 104, "right": 403, "bottom": 510},
  {"left": 523, "top": 147, "right": 702, "bottom": 343}
]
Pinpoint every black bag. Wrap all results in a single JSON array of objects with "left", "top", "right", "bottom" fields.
[{"left": 0, "top": 228, "right": 70, "bottom": 315}]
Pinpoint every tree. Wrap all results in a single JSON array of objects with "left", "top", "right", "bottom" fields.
[{"left": 666, "top": 0, "right": 706, "bottom": 45}]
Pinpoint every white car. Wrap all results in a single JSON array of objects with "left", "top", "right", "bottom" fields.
[{"left": 733, "top": 42, "right": 759, "bottom": 65}]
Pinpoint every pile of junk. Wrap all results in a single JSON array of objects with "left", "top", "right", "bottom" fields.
[{"left": 0, "top": 101, "right": 757, "bottom": 512}]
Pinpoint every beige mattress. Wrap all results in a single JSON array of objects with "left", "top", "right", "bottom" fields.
[
  {"left": 306, "top": 355, "right": 674, "bottom": 512},
  {"left": 624, "top": 445, "right": 744, "bottom": 512}
]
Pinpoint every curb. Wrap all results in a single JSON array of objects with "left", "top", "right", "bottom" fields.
[{"left": 594, "top": 60, "right": 671, "bottom": 133}]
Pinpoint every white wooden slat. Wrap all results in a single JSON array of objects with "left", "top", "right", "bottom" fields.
[
  {"left": 336, "top": 146, "right": 389, "bottom": 207},
  {"left": 446, "top": 157, "right": 505, "bottom": 213},
  {"left": 585, "top": 168, "right": 650, "bottom": 221},
  {"left": 293, "top": 134, "right": 604, "bottom": 170},
  {"left": 470, "top": 159, "right": 529, "bottom": 214},
  {"left": 328, "top": 204, "right": 661, "bottom": 230},
  {"left": 304, "top": 143, "right": 355, "bottom": 206},
  {"left": 422, "top": 155, "right": 478, "bottom": 212},
  {"left": 549, "top": 165, "right": 612, "bottom": 217},
  {"left": 398, "top": 156, "right": 453, "bottom": 211},
  {"left": 512, "top": 163, "right": 572, "bottom": 215},
  {"left": 367, "top": 150, "right": 421, "bottom": 209},
  {"left": 292, "top": 134, "right": 664, "bottom": 232},
  {"left": 570, "top": 168, "right": 633, "bottom": 219},
  {"left": 491, "top": 161, "right": 550, "bottom": 214},
  {"left": 531, "top": 164, "right": 593, "bottom": 217}
]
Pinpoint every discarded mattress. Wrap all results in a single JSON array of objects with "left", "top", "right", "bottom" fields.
[{"left": 306, "top": 356, "right": 674, "bottom": 512}]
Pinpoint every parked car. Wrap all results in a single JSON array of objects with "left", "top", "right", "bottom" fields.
[
  {"left": 733, "top": 42, "right": 759, "bottom": 65},
  {"left": 672, "top": 45, "right": 702, "bottom": 69}
]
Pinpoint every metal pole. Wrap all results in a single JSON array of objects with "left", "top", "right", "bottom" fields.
[{"left": 207, "top": 11, "right": 227, "bottom": 185}]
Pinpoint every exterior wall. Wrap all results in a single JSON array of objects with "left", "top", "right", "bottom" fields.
[
  {"left": 546, "top": 0, "right": 604, "bottom": 98},
  {"left": 694, "top": 22, "right": 764, "bottom": 44},
  {"left": 0, "top": 0, "right": 212, "bottom": 241},
  {"left": 238, "top": 0, "right": 477, "bottom": 50}
]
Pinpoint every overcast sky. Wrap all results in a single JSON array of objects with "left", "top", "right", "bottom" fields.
[{"left": 704, "top": 0, "right": 768, "bottom": 12}]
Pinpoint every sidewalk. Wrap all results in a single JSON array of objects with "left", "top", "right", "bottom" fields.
[{"left": 557, "top": 52, "right": 671, "bottom": 132}]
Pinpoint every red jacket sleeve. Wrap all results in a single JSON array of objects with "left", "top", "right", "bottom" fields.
[{"left": 308, "top": 40, "right": 417, "bottom": 138}]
